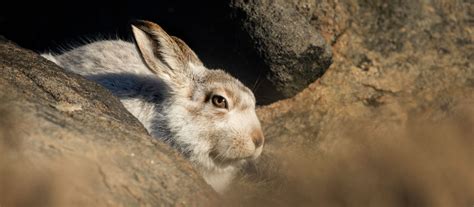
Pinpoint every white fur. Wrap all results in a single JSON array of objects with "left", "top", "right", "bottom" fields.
[{"left": 41, "top": 21, "right": 264, "bottom": 193}]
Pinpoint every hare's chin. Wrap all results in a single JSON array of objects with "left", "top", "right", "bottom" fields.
[{"left": 209, "top": 152, "right": 251, "bottom": 167}]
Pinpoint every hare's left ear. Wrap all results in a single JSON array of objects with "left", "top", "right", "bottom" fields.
[{"left": 131, "top": 20, "right": 204, "bottom": 84}]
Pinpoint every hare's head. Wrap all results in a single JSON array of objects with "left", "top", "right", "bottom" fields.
[{"left": 131, "top": 20, "right": 264, "bottom": 170}]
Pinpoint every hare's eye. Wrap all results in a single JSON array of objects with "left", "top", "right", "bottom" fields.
[{"left": 211, "top": 95, "right": 228, "bottom": 109}]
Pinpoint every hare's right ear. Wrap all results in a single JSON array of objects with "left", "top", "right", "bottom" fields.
[{"left": 131, "top": 20, "right": 204, "bottom": 85}]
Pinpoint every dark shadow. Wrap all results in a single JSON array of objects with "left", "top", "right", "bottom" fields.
[
  {"left": 86, "top": 72, "right": 180, "bottom": 148},
  {"left": 86, "top": 73, "right": 169, "bottom": 103},
  {"left": 1, "top": 0, "right": 273, "bottom": 104}
]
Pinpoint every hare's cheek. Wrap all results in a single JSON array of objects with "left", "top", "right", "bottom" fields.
[{"left": 214, "top": 135, "right": 256, "bottom": 160}]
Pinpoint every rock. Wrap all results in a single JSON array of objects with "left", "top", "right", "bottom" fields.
[
  {"left": 0, "top": 40, "right": 218, "bottom": 206},
  {"left": 233, "top": 0, "right": 474, "bottom": 205},
  {"left": 257, "top": 0, "right": 474, "bottom": 159},
  {"left": 230, "top": 0, "right": 333, "bottom": 104}
]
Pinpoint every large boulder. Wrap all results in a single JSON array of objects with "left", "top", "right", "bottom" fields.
[
  {"left": 0, "top": 39, "right": 218, "bottom": 206},
  {"left": 258, "top": 0, "right": 474, "bottom": 150},
  {"left": 230, "top": 0, "right": 474, "bottom": 206},
  {"left": 230, "top": 0, "right": 333, "bottom": 104}
]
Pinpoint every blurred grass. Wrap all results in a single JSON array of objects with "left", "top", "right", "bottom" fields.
[{"left": 226, "top": 107, "right": 474, "bottom": 207}]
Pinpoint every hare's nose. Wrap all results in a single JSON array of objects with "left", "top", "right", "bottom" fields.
[{"left": 251, "top": 129, "right": 264, "bottom": 148}]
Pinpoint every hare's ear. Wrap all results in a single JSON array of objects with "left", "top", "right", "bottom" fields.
[{"left": 131, "top": 20, "right": 204, "bottom": 84}]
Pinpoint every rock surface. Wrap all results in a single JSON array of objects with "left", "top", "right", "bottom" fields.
[
  {"left": 238, "top": 0, "right": 474, "bottom": 205},
  {"left": 0, "top": 39, "right": 218, "bottom": 206},
  {"left": 230, "top": 0, "right": 333, "bottom": 104},
  {"left": 257, "top": 0, "right": 473, "bottom": 157}
]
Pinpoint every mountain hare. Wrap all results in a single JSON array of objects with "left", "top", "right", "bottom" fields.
[{"left": 42, "top": 20, "right": 264, "bottom": 193}]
